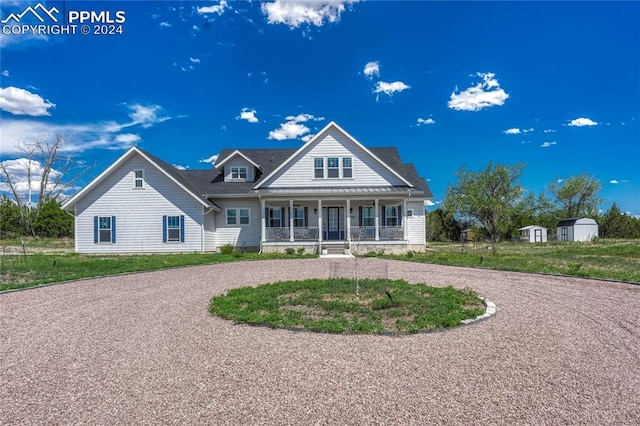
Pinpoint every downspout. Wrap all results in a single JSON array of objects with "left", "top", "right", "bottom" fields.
[
  {"left": 202, "top": 204, "right": 215, "bottom": 254},
  {"left": 258, "top": 194, "right": 263, "bottom": 253}
]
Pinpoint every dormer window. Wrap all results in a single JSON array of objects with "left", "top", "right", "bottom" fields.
[{"left": 231, "top": 166, "right": 247, "bottom": 180}]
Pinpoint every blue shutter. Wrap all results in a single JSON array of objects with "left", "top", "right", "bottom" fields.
[
  {"left": 162, "top": 215, "right": 167, "bottom": 243},
  {"left": 111, "top": 216, "right": 116, "bottom": 243},
  {"left": 180, "top": 215, "right": 185, "bottom": 242},
  {"left": 264, "top": 207, "right": 269, "bottom": 228},
  {"left": 398, "top": 205, "right": 403, "bottom": 226},
  {"left": 382, "top": 205, "right": 386, "bottom": 226},
  {"left": 94, "top": 216, "right": 98, "bottom": 244},
  {"left": 358, "top": 206, "right": 363, "bottom": 227},
  {"left": 281, "top": 207, "right": 286, "bottom": 228},
  {"left": 304, "top": 207, "right": 308, "bottom": 227}
]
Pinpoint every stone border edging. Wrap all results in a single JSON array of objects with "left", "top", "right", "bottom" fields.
[{"left": 461, "top": 297, "right": 497, "bottom": 325}]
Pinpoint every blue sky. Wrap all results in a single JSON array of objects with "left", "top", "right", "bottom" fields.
[{"left": 1, "top": 1, "right": 639, "bottom": 216}]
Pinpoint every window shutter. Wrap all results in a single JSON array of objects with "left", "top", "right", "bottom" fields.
[
  {"left": 94, "top": 216, "right": 98, "bottom": 244},
  {"left": 358, "top": 206, "right": 363, "bottom": 227},
  {"left": 162, "top": 215, "right": 167, "bottom": 243},
  {"left": 264, "top": 207, "right": 269, "bottom": 228},
  {"left": 281, "top": 207, "right": 286, "bottom": 228},
  {"left": 180, "top": 215, "right": 185, "bottom": 242},
  {"left": 304, "top": 207, "right": 308, "bottom": 227},
  {"left": 398, "top": 205, "right": 403, "bottom": 226},
  {"left": 382, "top": 205, "right": 386, "bottom": 226},
  {"left": 111, "top": 216, "right": 116, "bottom": 243}
]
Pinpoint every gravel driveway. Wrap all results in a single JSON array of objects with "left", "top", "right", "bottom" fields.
[{"left": 1, "top": 258, "right": 639, "bottom": 425}]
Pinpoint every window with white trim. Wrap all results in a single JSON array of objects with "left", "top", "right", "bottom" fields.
[
  {"left": 167, "top": 216, "right": 181, "bottom": 241},
  {"left": 99, "top": 216, "right": 112, "bottom": 242},
  {"left": 313, "top": 156, "right": 353, "bottom": 179},
  {"left": 231, "top": 166, "right": 247, "bottom": 179},
  {"left": 342, "top": 158, "right": 352, "bottom": 178},
  {"left": 314, "top": 158, "right": 324, "bottom": 178},
  {"left": 134, "top": 170, "right": 144, "bottom": 188},
  {"left": 385, "top": 206, "right": 399, "bottom": 226},
  {"left": 226, "top": 208, "right": 250, "bottom": 225},
  {"left": 362, "top": 206, "right": 375, "bottom": 227},
  {"left": 293, "top": 207, "right": 305, "bottom": 227},
  {"left": 268, "top": 208, "right": 281, "bottom": 227}
]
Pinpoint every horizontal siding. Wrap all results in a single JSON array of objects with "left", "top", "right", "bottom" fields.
[
  {"left": 406, "top": 200, "right": 425, "bottom": 245},
  {"left": 212, "top": 199, "right": 261, "bottom": 248},
  {"left": 264, "top": 128, "right": 405, "bottom": 188},
  {"left": 75, "top": 154, "right": 204, "bottom": 253},
  {"left": 204, "top": 210, "right": 216, "bottom": 251},
  {"left": 224, "top": 158, "right": 255, "bottom": 182}
]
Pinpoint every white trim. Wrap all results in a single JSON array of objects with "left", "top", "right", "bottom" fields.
[
  {"left": 253, "top": 121, "right": 414, "bottom": 189},
  {"left": 215, "top": 150, "right": 262, "bottom": 170},
  {"left": 62, "top": 147, "right": 216, "bottom": 211},
  {"left": 225, "top": 207, "right": 251, "bottom": 226}
]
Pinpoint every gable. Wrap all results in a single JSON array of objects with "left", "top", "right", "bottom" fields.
[
  {"left": 256, "top": 123, "right": 410, "bottom": 189},
  {"left": 62, "top": 147, "right": 215, "bottom": 211}
]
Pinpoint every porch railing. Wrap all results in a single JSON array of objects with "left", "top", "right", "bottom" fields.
[
  {"left": 350, "top": 226, "right": 404, "bottom": 241},
  {"left": 265, "top": 227, "right": 319, "bottom": 241}
]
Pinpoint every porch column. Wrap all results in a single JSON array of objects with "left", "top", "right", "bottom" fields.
[
  {"left": 317, "top": 199, "right": 323, "bottom": 243},
  {"left": 346, "top": 198, "right": 351, "bottom": 242},
  {"left": 260, "top": 198, "right": 266, "bottom": 243},
  {"left": 289, "top": 199, "right": 295, "bottom": 242},
  {"left": 374, "top": 198, "right": 380, "bottom": 241},
  {"left": 403, "top": 198, "right": 408, "bottom": 241}
]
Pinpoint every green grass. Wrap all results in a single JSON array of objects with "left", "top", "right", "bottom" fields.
[
  {"left": 0, "top": 252, "right": 313, "bottom": 292},
  {"left": 386, "top": 239, "right": 640, "bottom": 283},
  {"left": 209, "top": 278, "right": 485, "bottom": 334}
]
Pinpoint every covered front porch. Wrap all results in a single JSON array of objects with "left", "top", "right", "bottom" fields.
[{"left": 259, "top": 196, "right": 408, "bottom": 252}]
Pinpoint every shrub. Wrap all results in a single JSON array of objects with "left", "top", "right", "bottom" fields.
[
  {"left": 296, "top": 247, "right": 306, "bottom": 255},
  {"left": 232, "top": 250, "right": 244, "bottom": 258},
  {"left": 220, "top": 244, "right": 234, "bottom": 254}
]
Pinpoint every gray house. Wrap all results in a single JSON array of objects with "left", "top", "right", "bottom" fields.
[
  {"left": 557, "top": 217, "right": 599, "bottom": 242},
  {"left": 62, "top": 122, "right": 433, "bottom": 254}
]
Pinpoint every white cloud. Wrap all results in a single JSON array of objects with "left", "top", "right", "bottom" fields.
[
  {"left": 237, "top": 108, "right": 259, "bottom": 123},
  {"left": 568, "top": 117, "right": 598, "bottom": 127},
  {"left": 541, "top": 141, "right": 557, "bottom": 148},
  {"left": 610, "top": 180, "right": 619, "bottom": 184},
  {"left": 159, "top": 21, "right": 171, "bottom": 27},
  {"left": 543, "top": 128, "right": 556, "bottom": 133},
  {"left": 448, "top": 72, "right": 509, "bottom": 112},
  {"left": 523, "top": 127, "right": 534, "bottom": 133},
  {"left": 199, "top": 154, "right": 219, "bottom": 165},
  {"left": 268, "top": 114, "right": 324, "bottom": 141},
  {"left": 416, "top": 118, "right": 435, "bottom": 126},
  {"left": 173, "top": 164, "right": 189, "bottom": 170},
  {"left": 363, "top": 61, "right": 380, "bottom": 79},
  {"left": 189, "top": 57, "right": 200, "bottom": 64},
  {"left": 0, "top": 86, "right": 55, "bottom": 116},
  {"left": 196, "top": 1, "right": 229, "bottom": 15},
  {"left": 0, "top": 157, "right": 62, "bottom": 196},
  {"left": 261, "top": 0, "right": 359, "bottom": 28},
  {"left": 504, "top": 128, "right": 520, "bottom": 135},
  {"left": 1, "top": 70, "right": 9, "bottom": 77},
  {"left": 115, "top": 133, "right": 141, "bottom": 144},
  {"left": 301, "top": 134, "right": 314, "bottom": 142},
  {"left": 1, "top": 103, "right": 172, "bottom": 155},
  {"left": 374, "top": 81, "right": 410, "bottom": 100}
]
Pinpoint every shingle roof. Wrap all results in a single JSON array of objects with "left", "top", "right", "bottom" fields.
[{"left": 177, "top": 146, "right": 431, "bottom": 197}]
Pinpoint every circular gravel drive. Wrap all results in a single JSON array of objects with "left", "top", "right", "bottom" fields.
[{"left": 1, "top": 259, "right": 639, "bottom": 425}]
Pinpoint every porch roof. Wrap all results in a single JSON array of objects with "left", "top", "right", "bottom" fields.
[{"left": 256, "top": 186, "right": 416, "bottom": 195}]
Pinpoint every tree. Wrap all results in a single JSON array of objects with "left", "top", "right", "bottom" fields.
[
  {"left": 600, "top": 203, "right": 640, "bottom": 239},
  {"left": 445, "top": 162, "right": 528, "bottom": 250},
  {"left": 32, "top": 198, "right": 74, "bottom": 238},
  {"left": 425, "top": 207, "right": 461, "bottom": 242},
  {"left": 0, "top": 135, "right": 88, "bottom": 236},
  {"left": 548, "top": 173, "right": 602, "bottom": 218},
  {"left": 0, "top": 196, "right": 26, "bottom": 238}
]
